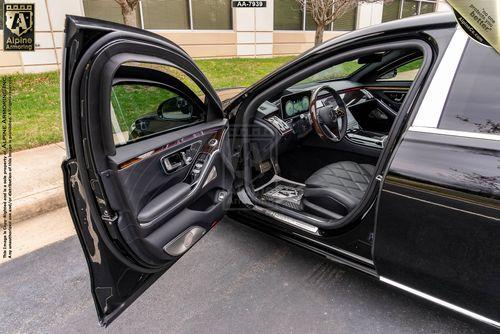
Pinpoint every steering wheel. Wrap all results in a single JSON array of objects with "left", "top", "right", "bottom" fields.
[{"left": 309, "top": 85, "right": 348, "bottom": 142}]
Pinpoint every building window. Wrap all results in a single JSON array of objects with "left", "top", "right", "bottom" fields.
[
  {"left": 332, "top": 6, "right": 357, "bottom": 31},
  {"left": 275, "top": 0, "right": 357, "bottom": 31},
  {"left": 274, "top": 0, "right": 303, "bottom": 30},
  {"left": 83, "top": 0, "right": 141, "bottom": 26},
  {"left": 83, "top": 0, "right": 232, "bottom": 30},
  {"left": 192, "top": 0, "right": 232, "bottom": 30},
  {"left": 382, "top": 0, "right": 437, "bottom": 23},
  {"left": 0, "top": 0, "right": 4, "bottom": 28},
  {"left": 420, "top": 1, "right": 437, "bottom": 14},
  {"left": 142, "top": 0, "right": 190, "bottom": 29}
]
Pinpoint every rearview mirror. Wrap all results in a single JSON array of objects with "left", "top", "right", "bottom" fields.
[
  {"left": 157, "top": 96, "right": 193, "bottom": 121},
  {"left": 358, "top": 53, "right": 384, "bottom": 64}
]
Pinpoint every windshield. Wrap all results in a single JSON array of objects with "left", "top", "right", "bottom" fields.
[{"left": 296, "top": 60, "right": 364, "bottom": 86}]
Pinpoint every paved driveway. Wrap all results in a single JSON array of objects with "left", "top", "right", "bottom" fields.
[{"left": 0, "top": 218, "right": 494, "bottom": 333}]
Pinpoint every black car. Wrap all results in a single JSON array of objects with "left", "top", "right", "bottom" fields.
[{"left": 61, "top": 12, "right": 500, "bottom": 328}]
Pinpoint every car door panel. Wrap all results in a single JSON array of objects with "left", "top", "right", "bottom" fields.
[
  {"left": 100, "top": 125, "right": 232, "bottom": 262},
  {"left": 62, "top": 16, "right": 233, "bottom": 326},
  {"left": 374, "top": 131, "right": 500, "bottom": 323}
]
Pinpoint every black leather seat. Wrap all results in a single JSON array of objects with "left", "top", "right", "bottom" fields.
[{"left": 303, "top": 161, "right": 375, "bottom": 216}]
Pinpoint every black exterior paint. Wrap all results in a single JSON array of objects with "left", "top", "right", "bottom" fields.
[
  {"left": 62, "top": 11, "right": 500, "bottom": 330},
  {"left": 374, "top": 130, "right": 500, "bottom": 321}
]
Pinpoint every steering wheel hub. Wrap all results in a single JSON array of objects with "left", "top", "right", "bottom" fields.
[{"left": 309, "top": 85, "right": 348, "bottom": 142}]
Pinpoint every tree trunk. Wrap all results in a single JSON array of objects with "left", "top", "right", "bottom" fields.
[
  {"left": 121, "top": 5, "right": 137, "bottom": 27},
  {"left": 314, "top": 24, "right": 325, "bottom": 46}
]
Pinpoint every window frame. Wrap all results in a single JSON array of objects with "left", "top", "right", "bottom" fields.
[{"left": 274, "top": 0, "right": 358, "bottom": 32}]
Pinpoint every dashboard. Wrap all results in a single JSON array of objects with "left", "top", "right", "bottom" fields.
[
  {"left": 281, "top": 91, "right": 311, "bottom": 120},
  {"left": 251, "top": 80, "right": 403, "bottom": 158}
]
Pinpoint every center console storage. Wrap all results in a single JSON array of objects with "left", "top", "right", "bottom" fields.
[{"left": 346, "top": 129, "right": 387, "bottom": 149}]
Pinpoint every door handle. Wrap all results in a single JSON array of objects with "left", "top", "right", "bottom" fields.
[{"left": 161, "top": 140, "right": 202, "bottom": 174}]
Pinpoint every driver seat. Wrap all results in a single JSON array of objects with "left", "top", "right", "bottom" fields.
[{"left": 302, "top": 161, "right": 375, "bottom": 217}]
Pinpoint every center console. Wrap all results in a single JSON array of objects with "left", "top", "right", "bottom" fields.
[{"left": 346, "top": 128, "right": 387, "bottom": 149}]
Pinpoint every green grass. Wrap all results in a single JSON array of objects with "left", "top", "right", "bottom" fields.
[
  {"left": 398, "top": 58, "right": 423, "bottom": 72},
  {"left": 9, "top": 71, "right": 62, "bottom": 151},
  {"left": 4, "top": 57, "right": 294, "bottom": 151}
]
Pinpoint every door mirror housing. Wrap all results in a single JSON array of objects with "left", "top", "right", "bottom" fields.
[
  {"left": 158, "top": 96, "right": 194, "bottom": 121},
  {"left": 379, "top": 68, "right": 398, "bottom": 80}
]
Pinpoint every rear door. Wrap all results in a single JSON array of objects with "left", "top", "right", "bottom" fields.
[
  {"left": 374, "top": 31, "right": 500, "bottom": 327},
  {"left": 61, "top": 16, "right": 234, "bottom": 326}
]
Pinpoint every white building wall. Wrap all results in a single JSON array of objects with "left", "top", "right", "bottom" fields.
[
  {"left": 235, "top": 2, "right": 274, "bottom": 57},
  {"left": 356, "top": 1, "right": 384, "bottom": 29},
  {"left": 0, "top": 0, "right": 452, "bottom": 74}
]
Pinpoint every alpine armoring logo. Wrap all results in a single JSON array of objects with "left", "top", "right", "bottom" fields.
[{"left": 3, "top": 3, "right": 35, "bottom": 51}]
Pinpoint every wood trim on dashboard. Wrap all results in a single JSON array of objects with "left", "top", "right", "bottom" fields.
[{"left": 362, "top": 86, "right": 409, "bottom": 91}]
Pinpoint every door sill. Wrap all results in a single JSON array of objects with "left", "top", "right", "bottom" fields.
[{"left": 253, "top": 205, "right": 320, "bottom": 235}]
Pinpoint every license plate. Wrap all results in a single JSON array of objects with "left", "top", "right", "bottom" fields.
[{"left": 232, "top": 1, "right": 267, "bottom": 8}]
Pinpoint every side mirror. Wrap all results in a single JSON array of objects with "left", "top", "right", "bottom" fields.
[
  {"left": 379, "top": 68, "right": 397, "bottom": 80},
  {"left": 157, "top": 96, "right": 193, "bottom": 121}
]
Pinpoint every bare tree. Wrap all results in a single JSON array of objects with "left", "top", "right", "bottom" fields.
[
  {"left": 114, "top": 0, "right": 140, "bottom": 27},
  {"left": 297, "top": 0, "right": 390, "bottom": 46}
]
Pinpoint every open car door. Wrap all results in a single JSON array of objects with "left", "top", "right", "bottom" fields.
[{"left": 61, "top": 16, "right": 234, "bottom": 326}]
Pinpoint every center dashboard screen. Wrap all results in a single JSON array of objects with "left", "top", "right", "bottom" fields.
[{"left": 280, "top": 91, "right": 311, "bottom": 120}]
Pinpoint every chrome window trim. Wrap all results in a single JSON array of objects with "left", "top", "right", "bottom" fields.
[
  {"left": 409, "top": 126, "right": 500, "bottom": 141},
  {"left": 380, "top": 277, "right": 500, "bottom": 329},
  {"left": 412, "top": 28, "right": 469, "bottom": 128}
]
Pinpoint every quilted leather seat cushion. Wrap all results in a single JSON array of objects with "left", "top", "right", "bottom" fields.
[{"left": 305, "top": 161, "right": 375, "bottom": 201}]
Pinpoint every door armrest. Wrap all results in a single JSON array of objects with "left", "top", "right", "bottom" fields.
[{"left": 138, "top": 182, "right": 191, "bottom": 224}]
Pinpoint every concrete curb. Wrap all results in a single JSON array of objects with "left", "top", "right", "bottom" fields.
[
  {"left": 13, "top": 186, "right": 66, "bottom": 224},
  {"left": 10, "top": 142, "right": 67, "bottom": 225}
]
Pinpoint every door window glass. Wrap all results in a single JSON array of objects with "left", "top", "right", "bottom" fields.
[
  {"left": 378, "top": 58, "right": 423, "bottom": 81},
  {"left": 438, "top": 41, "right": 500, "bottom": 135},
  {"left": 111, "top": 84, "right": 203, "bottom": 145},
  {"left": 111, "top": 62, "right": 207, "bottom": 146}
]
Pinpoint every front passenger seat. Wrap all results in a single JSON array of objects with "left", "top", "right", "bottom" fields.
[{"left": 302, "top": 161, "right": 375, "bottom": 217}]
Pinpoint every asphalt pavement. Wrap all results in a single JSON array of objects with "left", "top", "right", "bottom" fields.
[{"left": 0, "top": 218, "right": 495, "bottom": 334}]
